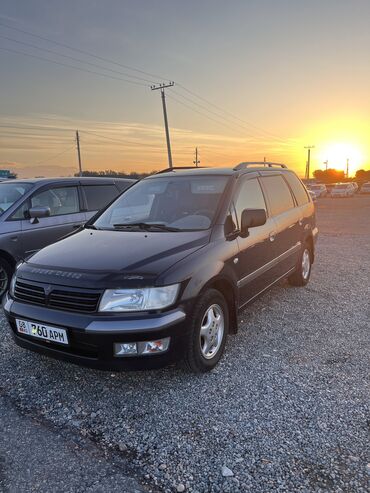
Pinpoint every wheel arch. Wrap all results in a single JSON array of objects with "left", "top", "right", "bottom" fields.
[
  {"left": 304, "top": 233, "right": 315, "bottom": 263},
  {"left": 201, "top": 276, "right": 238, "bottom": 334}
]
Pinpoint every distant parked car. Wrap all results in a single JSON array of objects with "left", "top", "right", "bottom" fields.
[
  {"left": 350, "top": 182, "right": 359, "bottom": 193},
  {"left": 0, "top": 177, "right": 135, "bottom": 296},
  {"left": 360, "top": 182, "right": 370, "bottom": 194},
  {"left": 308, "top": 184, "right": 327, "bottom": 198},
  {"left": 308, "top": 190, "right": 317, "bottom": 202},
  {"left": 325, "top": 183, "right": 335, "bottom": 195},
  {"left": 330, "top": 183, "right": 355, "bottom": 198}
]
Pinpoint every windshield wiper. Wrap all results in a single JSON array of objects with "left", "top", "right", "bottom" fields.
[{"left": 113, "top": 222, "right": 181, "bottom": 232}]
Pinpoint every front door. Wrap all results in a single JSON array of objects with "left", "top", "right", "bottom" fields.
[{"left": 19, "top": 185, "right": 86, "bottom": 258}]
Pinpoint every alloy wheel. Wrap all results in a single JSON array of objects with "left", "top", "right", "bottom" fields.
[
  {"left": 302, "top": 248, "right": 311, "bottom": 280},
  {"left": 199, "top": 304, "right": 224, "bottom": 359}
]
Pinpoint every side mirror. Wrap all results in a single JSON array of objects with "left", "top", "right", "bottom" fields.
[
  {"left": 29, "top": 206, "right": 51, "bottom": 224},
  {"left": 240, "top": 208, "right": 267, "bottom": 237}
]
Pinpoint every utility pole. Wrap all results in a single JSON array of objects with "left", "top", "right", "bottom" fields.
[
  {"left": 324, "top": 160, "right": 328, "bottom": 171},
  {"left": 151, "top": 82, "right": 175, "bottom": 168},
  {"left": 193, "top": 147, "right": 200, "bottom": 167},
  {"left": 346, "top": 158, "right": 349, "bottom": 178},
  {"left": 304, "top": 145, "right": 315, "bottom": 180},
  {"left": 76, "top": 130, "right": 83, "bottom": 177}
]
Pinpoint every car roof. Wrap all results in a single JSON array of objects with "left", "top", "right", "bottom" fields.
[{"left": 0, "top": 177, "right": 135, "bottom": 185}]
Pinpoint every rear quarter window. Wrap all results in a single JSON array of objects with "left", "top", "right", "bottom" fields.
[
  {"left": 283, "top": 172, "right": 310, "bottom": 206},
  {"left": 82, "top": 185, "right": 119, "bottom": 211}
]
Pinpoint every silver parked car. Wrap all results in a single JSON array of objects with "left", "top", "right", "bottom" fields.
[
  {"left": 360, "top": 182, "right": 370, "bottom": 194},
  {"left": 0, "top": 177, "right": 134, "bottom": 296},
  {"left": 330, "top": 183, "right": 355, "bottom": 198},
  {"left": 308, "top": 183, "right": 327, "bottom": 198}
]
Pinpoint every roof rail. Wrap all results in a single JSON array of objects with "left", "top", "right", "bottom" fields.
[
  {"left": 155, "top": 166, "right": 207, "bottom": 174},
  {"left": 234, "top": 161, "right": 287, "bottom": 170}
]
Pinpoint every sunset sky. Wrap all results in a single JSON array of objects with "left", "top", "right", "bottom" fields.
[{"left": 1, "top": 0, "right": 369, "bottom": 178}]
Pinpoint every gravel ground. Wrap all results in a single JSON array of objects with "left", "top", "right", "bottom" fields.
[
  {"left": 0, "top": 395, "right": 147, "bottom": 493},
  {"left": 0, "top": 196, "right": 369, "bottom": 492}
]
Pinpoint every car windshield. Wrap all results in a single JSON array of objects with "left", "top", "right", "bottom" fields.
[
  {"left": 0, "top": 183, "right": 32, "bottom": 214},
  {"left": 334, "top": 184, "right": 348, "bottom": 190},
  {"left": 94, "top": 175, "right": 229, "bottom": 231}
]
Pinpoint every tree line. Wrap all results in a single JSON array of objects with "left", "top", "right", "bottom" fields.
[
  {"left": 313, "top": 168, "right": 370, "bottom": 184},
  {"left": 74, "top": 169, "right": 159, "bottom": 180}
]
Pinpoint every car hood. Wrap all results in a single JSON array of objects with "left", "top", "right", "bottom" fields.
[{"left": 19, "top": 228, "right": 210, "bottom": 289}]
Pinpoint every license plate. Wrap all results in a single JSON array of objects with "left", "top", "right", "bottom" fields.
[{"left": 16, "top": 319, "right": 69, "bottom": 345}]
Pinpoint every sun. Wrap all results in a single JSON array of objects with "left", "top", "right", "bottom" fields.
[{"left": 318, "top": 142, "right": 364, "bottom": 176}]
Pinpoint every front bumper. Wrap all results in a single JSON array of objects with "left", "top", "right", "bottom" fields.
[{"left": 3, "top": 294, "right": 189, "bottom": 370}]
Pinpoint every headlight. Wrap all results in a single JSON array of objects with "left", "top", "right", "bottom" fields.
[
  {"left": 15, "top": 260, "right": 24, "bottom": 270},
  {"left": 99, "top": 284, "right": 180, "bottom": 312},
  {"left": 9, "top": 274, "right": 17, "bottom": 297}
]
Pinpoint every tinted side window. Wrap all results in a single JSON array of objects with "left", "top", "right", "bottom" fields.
[
  {"left": 261, "top": 175, "right": 294, "bottom": 216},
  {"left": 31, "top": 187, "right": 80, "bottom": 216},
  {"left": 283, "top": 172, "right": 309, "bottom": 206},
  {"left": 83, "top": 185, "right": 119, "bottom": 211},
  {"left": 234, "top": 178, "right": 267, "bottom": 225}
]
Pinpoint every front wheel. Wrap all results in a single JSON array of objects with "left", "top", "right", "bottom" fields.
[
  {"left": 288, "top": 244, "right": 312, "bottom": 287},
  {"left": 183, "top": 289, "right": 228, "bottom": 373}
]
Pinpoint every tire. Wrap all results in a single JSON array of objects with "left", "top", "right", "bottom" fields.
[
  {"left": 288, "top": 243, "right": 312, "bottom": 287},
  {"left": 0, "top": 257, "right": 13, "bottom": 298},
  {"left": 183, "top": 289, "right": 229, "bottom": 373}
]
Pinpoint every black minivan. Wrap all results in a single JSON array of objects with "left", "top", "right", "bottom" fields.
[{"left": 4, "top": 163, "right": 318, "bottom": 372}]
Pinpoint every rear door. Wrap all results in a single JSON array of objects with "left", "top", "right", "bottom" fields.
[
  {"left": 259, "top": 174, "right": 301, "bottom": 277},
  {"left": 18, "top": 184, "right": 86, "bottom": 257},
  {"left": 232, "top": 176, "right": 278, "bottom": 306},
  {"left": 81, "top": 184, "right": 121, "bottom": 220}
]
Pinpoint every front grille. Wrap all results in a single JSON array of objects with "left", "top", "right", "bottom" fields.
[
  {"left": 49, "top": 290, "right": 101, "bottom": 313},
  {"left": 14, "top": 279, "right": 101, "bottom": 313},
  {"left": 14, "top": 280, "right": 45, "bottom": 305}
]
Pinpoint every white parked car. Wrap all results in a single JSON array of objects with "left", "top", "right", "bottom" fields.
[
  {"left": 308, "top": 184, "right": 327, "bottom": 198},
  {"left": 330, "top": 183, "right": 355, "bottom": 198},
  {"left": 308, "top": 190, "right": 317, "bottom": 202},
  {"left": 360, "top": 182, "right": 370, "bottom": 194}
]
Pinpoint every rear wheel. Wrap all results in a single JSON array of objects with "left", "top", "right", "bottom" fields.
[
  {"left": 0, "top": 258, "right": 12, "bottom": 298},
  {"left": 183, "top": 289, "right": 228, "bottom": 373},
  {"left": 288, "top": 244, "right": 312, "bottom": 287}
]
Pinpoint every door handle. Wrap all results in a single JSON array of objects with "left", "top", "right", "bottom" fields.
[{"left": 269, "top": 232, "right": 276, "bottom": 242}]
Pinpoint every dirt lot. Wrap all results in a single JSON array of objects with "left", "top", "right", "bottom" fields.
[{"left": 0, "top": 196, "right": 369, "bottom": 492}]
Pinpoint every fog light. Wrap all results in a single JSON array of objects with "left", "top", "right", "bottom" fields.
[
  {"left": 138, "top": 337, "right": 170, "bottom": 355},
  {"left": 113, "top": 338, "right": 170, "bottom": 357},
  {"left": 114, "top": 342, "right": 137, "bottom": 357}
]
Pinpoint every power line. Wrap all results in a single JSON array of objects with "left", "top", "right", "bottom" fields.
[
  {"left": 80, "top": 129, "right": 163, "bottom": 149},
  {"left": 28, "top": 144, "right": 75, "bottom": 167},
  {"left": 167, "top": 93, "right": 253, "bottom": 136},
  {"left": 0, "top": 20, "right": 298, "bottom": 146},
  {"left": 0, "top": 20, "right": 170, "bottom": 82},
  {"left": 0, "top": 47, "right": 148, "bottom": 87},
  {"left": 0, "top": 34, "right": 156, "bottom": 84},
  {"left": 176, "top": 83, "right": 294, "bottom": 144}
]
